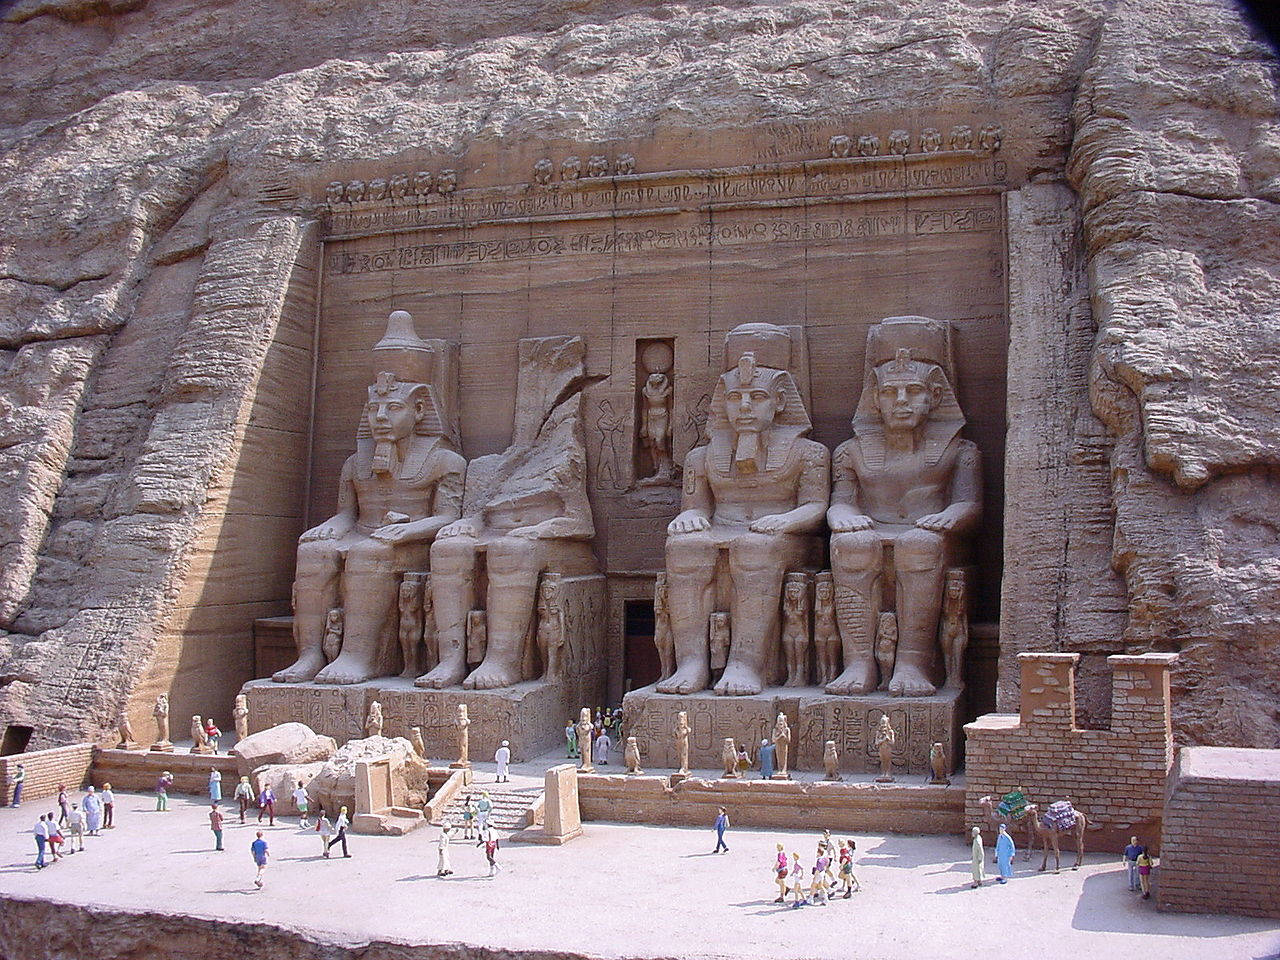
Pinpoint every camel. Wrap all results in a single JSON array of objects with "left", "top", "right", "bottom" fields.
[
  {"left": 1025, "top": 802, "right": 1087, "bottom": 873},
  {"left": 977, "top": 794, "right": 1034, "bottom": 861}
]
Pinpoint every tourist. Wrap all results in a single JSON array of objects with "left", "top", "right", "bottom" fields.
[
  {"left": 11, "top": 763, "right": 24, "bottom": 807},
  {"left": 292, "top": 781, "right": 310, "bottom": 828},
  {"left": 1123, "top": 836, "right": 1143, "bottom": 892},
  {"left": 789, "top": 852, "right": 806, "bottom": 907},
  {"left": 593, "top": 729, "right": 611, "bottom": 767},
  {"left": 82, "top": 786, "right": 103, "bottom": 836},
  {"left": 327, "top": 806, "right": 350, "bottom": 857},
  {"left": 995, "top": 823, "right": 1016, "bottom": 883},
  {"left": 101, "top": 782, "right": 115, "bottom": 828},
  {"left": 66, "top": 802, "right": 85, "bottom": 852},
  {"left": 476, "top": 791, "right": 493, "bottom": 834},
  {"left": 156, "top": 771, "right": 173, "bottom": 811},
  {"left": 494, "top": 740, "right": 511, "bottom": 783},
  {"left": 205, "top": 717, "right": 222, "bottom": 754},
  {"left": 839, "top": 839, "right": 859, "bottom": 896},
  {"left": 971, "top": 826, "right": 985, "bottom": 888},
  {"left": 436, "top": 820, "right": 454, "bottom": 877},
  {"left": 735, "top": 743, "right": 750, "bottom": 775},
  {"left": 45, "top": 813, "right": 65, "bottom": 862},
  {"left": 210, "top": 803, "right": 224, "bottom": 851},
  {"left": 773, "top": 843, "right": 789, "bottom": 903},
  {"left": 483, "top": 827, "right": 500, "bottom": 877},
  {"left": 759, "top": 739, "right": 775, "bottom": 779},
  {"left": 1137, "top": 847, "right": 1157, "bottom": 899},
  {"left": 251, "top": 831, "right": 268, "bottom": 888},
  {"left": 257, "top": 783, "right": 276, "bottom": 825},
  {"left": 234, "top": 776, "right": 254, "bottom": 823},
  {"left": 461, "top": 794, "right": 476, "bottom": 839},
  {"left": 208, "top": 768, "right": 222, "bottom": 803},
  {"left": 317, "top": 810, "right": 334, "bottom": 858},
  {"left": 811, "top": 843, "right": 831, "bottom": 905},
  {"left": 713, "top": 806, "right": 730, "bottom": 854},
  {"left": 564, "top": 720, "right": 577, "bottom": 759},
  {"left": 33, "top": 814, "right": 49, "bottom": 869},
  {"left": 57, "top": 785, "right": 69, "bottom": 825}
]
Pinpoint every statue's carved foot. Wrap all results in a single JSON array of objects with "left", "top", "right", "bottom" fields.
[
  {"left": 272, "top": 650, "right": 327, "bottom": 683},
  {"left": 415, "top": 659, "right": 466, "bottom": 689},
  {"left": 888, "top": 663, "right": 937, "bottom": 697},
  {"left": 655, "top": 664, "right": 708, "bottom": 695},
  {"left": 315, "top": 654, "right": 377, "bottom": 685},
  {"left": 825, "top": 661, "right": 876, "bottom": 696},
  {"left": 463, "top": 657, "right": 521, "bottom": 690},
  {"left": 398, "top": 668, "right": 418, "bottom": 680},
  {"left": 714, "top": 662, "right": 762, "bottom": 697}
]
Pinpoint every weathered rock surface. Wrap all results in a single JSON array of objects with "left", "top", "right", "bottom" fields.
[
  {"left": 250, "top": 761, "right": 326, "bottom": 816},
  {"left": 231, "top": 722, "right": 336, "bottom": 775},
  {"left": 307, "top": 735, "right": 431, "bottom": 815},
  {"left": 0, "top": 0, "right": 1273, "bottom": 750}
]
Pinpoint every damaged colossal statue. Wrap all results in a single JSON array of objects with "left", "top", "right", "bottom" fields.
[
  {"left": 274, "top": 311, "right": 465, "bottom": 685},
  {"left": 659, "top": 323, "right": 829, "bottom": 697},
  {"left": 827, "top": 317, "right": 981, "bottom": 697}
]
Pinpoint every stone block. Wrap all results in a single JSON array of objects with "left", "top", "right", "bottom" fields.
[{"left": 231, "top": 721, "right": 336, "bottom": 775}]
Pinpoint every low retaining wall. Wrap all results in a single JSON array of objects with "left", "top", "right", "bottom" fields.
[
  {"left": 91, "top": 748, "right": 240, "bottom": 796},
  {"left": 0, "top": 743, "right": 95, "bottom": 806},
  {"left": 1157, "top": 747, "right": 1280, "bottom": 918},
  {"left": 578, "top": 773, "right": 964, "bottom": 834}
]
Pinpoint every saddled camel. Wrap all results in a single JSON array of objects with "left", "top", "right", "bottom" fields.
[
  {"left": 977, "top": 794, "right": 1034, "bottom": 861},
  {"left": 1025, "top": 802, "right": 1087, "bottom": 872}
]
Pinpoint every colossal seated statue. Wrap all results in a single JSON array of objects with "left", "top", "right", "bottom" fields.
[
  {"left": 826, "top": 316, "right": 981, "bottom": 697},
  {"left": 659, "top": 323, "right": 829, "bottom": 697},
  {"left": 273, "top": 311, "right": 465, "bottom": 685},
  {"left": 417, "top": 336, "right": 597, "bottom": 691}
]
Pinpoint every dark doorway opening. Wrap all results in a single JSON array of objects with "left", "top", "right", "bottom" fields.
[
  {"left": 1, "top": 725, "right": 33, "bottom": 756},
  {"left": 623, "top": 599, "right": 659, "bottom": 693}
]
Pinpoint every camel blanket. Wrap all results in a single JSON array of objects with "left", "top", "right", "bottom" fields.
[
  {"left": 997, "top": 791, "right": 1028, "bottom": 821},
  {"left": 1042, "top": 800, "right": 1077, "bottom": 831}
]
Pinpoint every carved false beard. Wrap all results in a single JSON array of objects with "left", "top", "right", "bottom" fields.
[
  {"left": 733, "top": 429, "right": 763, "bottom": 474},
  {"left": 371, "top": 439, "right": 400, "bottom": 476}
]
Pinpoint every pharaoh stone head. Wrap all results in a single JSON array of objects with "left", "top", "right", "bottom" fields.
[
  {"left": 784, "top": 575, "right": 805, "bottom": 603},
  {"left": 872, "top": 348, "right": 946, "bottom": 432},
  {"left": 815, "top": 573, "right": 834, "bottom": 604}
]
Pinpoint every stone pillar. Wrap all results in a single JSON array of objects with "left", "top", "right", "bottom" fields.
[
  {"left": 1017, "top": 652, "right": 1078, "bottom": 728},
  {"left": 541, "top": 762, "right": 583, "bottom": 844},
  {"left": 1108, "top": 653, "right": 1177, "bottom": 748}
]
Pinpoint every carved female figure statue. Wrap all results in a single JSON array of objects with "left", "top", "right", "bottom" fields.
[
  {"left": 638, "top": 371, "right": 674, "bottom": 485},
  {"left": 721, "top": 738, "right": 740, "bottom": 778},
  {"left": 365, "top": 700, "right": 384, "bottom": 739},
  {"left": 451, "top": 704, "right": 471, "bottom": 768},
  {"left": 398, "top": 579, "right": 424, "bottom": 679},
  {"left": 813, "top": 572, "right": 840, "bottom": 687},
  {"left": 152, "top": 695, "right": 171, "bottom": 749},
  {"left": 624, "top": 736, "right": 644, "bottom": 775},
  {"left": 940, "top": 569, "right": 969, "bottom": 690},
  {"left": 823, "top": 740, "right": 842, "bottom": 781},
  {"left": 709, "top": 612, "right": 731, "bottom": 673},
  {"left": 576, "top": 707, "right": 595, "bottom": 773},
  {"left": 232, "top": 694, "right": 250, "bottom": 743},
  {"left": 653, "top": 573, "right": 675, "bottom": 682},
  {"left": 190, "top": 715, "right": 212, "bottom": 755},
  {"left": 874, "top": 715, "right": 896, "bottom": 782},
  {"left": 781, "top": 573, "right": 811, "bottom": 687},
  {"left": 321, "top": 608, "right": 343, "bottom": 664},
  {"left": 771, "top": 713, "right": 792, "bottom": 779},
  {"left": 874, "top": 612, "right": 898, "bottom": 692},
  {"left": 535, "top": 576, "right": 565, "bottom": 680},
  {"left": 673, "top": 710, "right": 690, "bottom": 775}
]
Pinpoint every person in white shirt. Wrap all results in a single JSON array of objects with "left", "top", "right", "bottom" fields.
[
  {"left": 493, "top": 741, "right": 511, "bottom": 783},
  {"left": 66, "top": 803, "right": 85, "bottom": 852},
  {"left": 33, "top": 815, "right": 50, "bottom": 869},
  {"left": 291, "top": 782, "right": 310, "bottom": 828}
]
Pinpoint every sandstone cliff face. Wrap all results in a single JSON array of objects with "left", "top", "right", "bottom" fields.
[{"left": 0, "top": 0, "right": 1274, "bottom": 748}]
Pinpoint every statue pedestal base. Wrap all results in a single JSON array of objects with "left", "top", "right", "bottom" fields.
[
  {"left": 622, "top": 685, "right": 964, "bottom": 777},
  {"left": 244, "top": 671, "right": 604, "bottom": 764}
]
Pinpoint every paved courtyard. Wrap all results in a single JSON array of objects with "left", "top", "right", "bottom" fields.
[{"left": 1, "top": 784, "right": 1276, "bottom": 960}]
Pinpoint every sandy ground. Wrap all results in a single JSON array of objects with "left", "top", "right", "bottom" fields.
[{"left": 3, "top": 774, "right": 1277, "bottom": 960}]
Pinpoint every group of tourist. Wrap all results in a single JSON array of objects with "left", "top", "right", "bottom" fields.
[
  {"left": 31, "top": 782, "right": 115, "bottom": 869},
  {"left": 765, "top": 829, "right": 860, "bottom": 907},
  {"left": 566, "top": 707, "right": 622, "bottom": 763}
]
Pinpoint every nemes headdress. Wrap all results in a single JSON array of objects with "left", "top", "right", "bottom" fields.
[{"left": 852, "top": 316, "right": 964, "bottom": 469}]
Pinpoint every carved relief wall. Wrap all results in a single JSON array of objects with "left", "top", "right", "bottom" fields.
[{"left": 305, "top": 126, "right": 1010, "bottom": 706}]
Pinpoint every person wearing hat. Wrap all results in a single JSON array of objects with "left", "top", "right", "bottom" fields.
[{"left": 493, "top": 740, "right": 511, "bottom": 783}]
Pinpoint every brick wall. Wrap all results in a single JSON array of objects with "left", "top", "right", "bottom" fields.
[
  {"left": 964, "top": 652, "right": 1176, "bottom": 852},
  {"left": 91, "top": 748, "right": 240, "bottom": 795},
  {"left": 1157, "top": 747, "right": 1280, "bottom": 918},
  {"left": 0, "top": 743, "right": 95, "bottom": 806}
]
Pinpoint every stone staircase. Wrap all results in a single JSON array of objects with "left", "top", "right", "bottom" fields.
[{"left": 435, "top": 783, "right": 542, "bottom": 831}]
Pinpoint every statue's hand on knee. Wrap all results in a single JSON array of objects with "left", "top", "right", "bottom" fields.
[
  {"left": 371, "top": 523, "right": 414, "bottom": 544},
  {"left": 300, "top": 521, "right": 347, "bottom": 543},
  {"left": 828, "top": 506, "right": 874, "bottom": 533},
  {"left": 438, "top": 518, "right": 477, "bottom": 539},
  {"left": 915, "top": 507, "right": 966, "bottom": 533},
  {"left": 748, "top": 513, "right": 792, "bottom": 535},
  {"left": 668, "top": 510, "right": 711, "bottom": 535}
]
